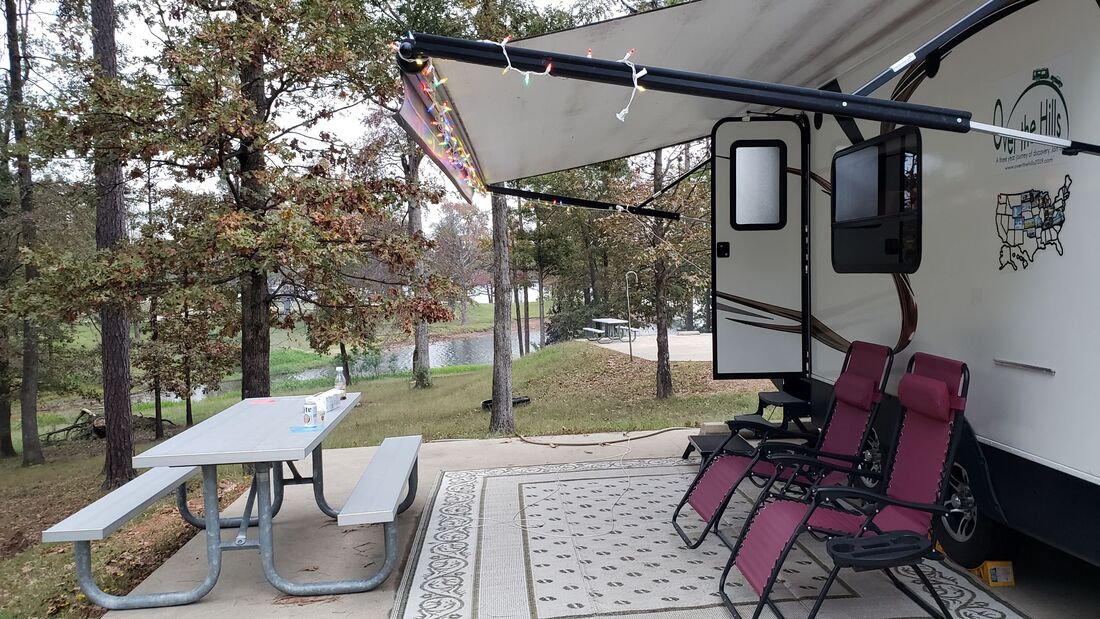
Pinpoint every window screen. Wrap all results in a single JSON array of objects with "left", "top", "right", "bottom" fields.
[
  {"left": 831, "top": 126, "right": 921, "bottom": 273},
  {"left": 731, "top": 140, "right": 786, "bottom": 230}
]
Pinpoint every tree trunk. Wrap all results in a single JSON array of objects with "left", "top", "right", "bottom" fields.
[
  {"left": 583, "top": 231, "right": 599, "bottom": 305},
  {"left": 652, "top": 149, "right": 673, "bottom": 400},
  {"left": 92, "top": 0, "right": 133, "bottom": 484},
  {"left": 459, "top": 299, "right": 468, "bottom": 325},
  {"left": 150, "top": 296, "right": 162, "bottom": 439},
  {"left": 7, "top": 0, "right": 42, "bottom": 466},
  {"left": 403, "top": 146, "right": 430, "bottom": 389},
  {"left": 239, "top": 271, "right": 270, "bottom": 398},
  {"left": 489, "top": 192, "right": 513, "bottom": 434},
  {"left": 0, "top": 40, "right": 13, "bottom": 460},
  {"left": 339, "top": 342, "right": 351, "bottom": 385},
  {"left": 535, "top": 210, "right": 546, "bottom": 348},
  {"left": 0, "top": 325, "right": 15, "bottom": 457},
  {"left": 184, "top": 361, "right": 193, "bottom": 426},
  {"left": 654, "top": 256, "right": 673, "bottom": 399},
  {"left": 683, "top": 293, "right": 695, "bottom": 331},
  {"left": 513, "top": 284, "right": 523, "bottom": 357},
  {"left": 237, "top": 0, "right": 271, "bottom": 400},
  {"left": 522, "top": 285, "right": 531, "bottom": 353}
]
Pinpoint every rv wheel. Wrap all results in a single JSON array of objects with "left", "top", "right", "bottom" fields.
[
  {"left": 934, "top": 462, "right": 1019, "bottom": 568},
  {"left": 856, "top": 429, "right": 883, "bottom": 489}
]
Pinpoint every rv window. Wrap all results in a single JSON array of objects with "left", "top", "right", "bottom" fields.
[
  {"left": 831, "top": 126, "right": 921, "bottom": 273},
  {"left": 731, "top": 140, "right": 786, "bottom": 230}
]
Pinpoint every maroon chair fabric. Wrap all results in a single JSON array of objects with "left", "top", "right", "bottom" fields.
[
  {"left": 675, "top": 342, "right": 891, "bottom": 548},
  {"left": 729, "top": 356, "right": 969, "bottom": 601}
]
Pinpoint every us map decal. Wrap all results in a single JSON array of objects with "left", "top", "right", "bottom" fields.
[{"left": 996, "top": 175, "right": 1071, "bottom": 271}]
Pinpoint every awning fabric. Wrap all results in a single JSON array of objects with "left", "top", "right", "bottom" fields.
[{"left": 411, "top": 0, "right": 982, "bottom": 187}]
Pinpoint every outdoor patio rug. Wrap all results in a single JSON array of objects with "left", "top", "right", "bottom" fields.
[{"left": 391, "top": 457, "right": 1028, "bottom": 619}]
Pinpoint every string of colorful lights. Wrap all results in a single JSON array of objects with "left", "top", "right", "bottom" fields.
[
  {"left": 393, "top": 34, "right": 650, "bottom": 196},
  {"left": 394, "top": 37, "right": 485, "bottom": 194}
]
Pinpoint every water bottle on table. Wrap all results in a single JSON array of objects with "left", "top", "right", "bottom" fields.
[{"left": 335, "top": 365, "right": 347, "bottom": 399}]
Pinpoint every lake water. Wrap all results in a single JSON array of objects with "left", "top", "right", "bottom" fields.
[
  {"left": 146, "top": 329, "right": 541, "bottom": 403},
  {"left": 363, "top": 328, "right": 543, "bottom": 374}
]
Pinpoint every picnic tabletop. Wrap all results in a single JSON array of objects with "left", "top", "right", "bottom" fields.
[{"left": 132, "top": 392, "right": 362, "bottom": 469}]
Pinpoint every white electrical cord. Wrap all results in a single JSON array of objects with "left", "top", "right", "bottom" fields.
[
  {"left": 616, "top": 49, "right": 648, "bottom": 122},
  {"left": 494, "top": 36, "right": 553, "bottom": 86}
]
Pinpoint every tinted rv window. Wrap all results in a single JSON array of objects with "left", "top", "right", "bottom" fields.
[
  {"left": 831, "top": 126, "right": 921, "bottom": 273},
  {"left": 731, "top": 140, "right": 786, "bottom": 230}
]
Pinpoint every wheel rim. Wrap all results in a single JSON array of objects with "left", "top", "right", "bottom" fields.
[
  {"left": 858, "top": 430, "right": 883, "bottom": 489},
  {"left": 942, "top": 462, "right": 978, "bottom": 542}
]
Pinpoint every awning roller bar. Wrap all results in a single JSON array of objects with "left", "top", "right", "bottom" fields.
[
  {"left": 489, "top": 185, "right": 681, "bottom": 221},
  {"left": 400, "top": 33, "right": 971, "bottom": 133},
  {"left": 398, "top": 32, "right": 1099, "bottom": 156}
]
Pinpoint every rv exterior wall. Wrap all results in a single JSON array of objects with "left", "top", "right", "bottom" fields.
[{"left": 802, "top": 0, "right": 1098, "bottom": 563}]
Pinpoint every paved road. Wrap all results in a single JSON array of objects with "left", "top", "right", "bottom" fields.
[{"left": 591, "top": 331, "right": 712, "bottom": 361}]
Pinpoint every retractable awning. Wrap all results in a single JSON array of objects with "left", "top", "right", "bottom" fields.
[{"left": 398, "top": 0, "right": 989, "bottom": 192}]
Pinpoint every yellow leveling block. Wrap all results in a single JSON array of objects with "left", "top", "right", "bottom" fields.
[{"left": 969, "top": 560, "right": 1016, "bottom": 587}]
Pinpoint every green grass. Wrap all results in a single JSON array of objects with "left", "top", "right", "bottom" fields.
[{"left": 0, "top": 447, "right": 250, "bottom": 619}]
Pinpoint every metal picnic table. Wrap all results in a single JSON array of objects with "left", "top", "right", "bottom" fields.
[
  {"left": 590, "top": 317, "right": 636, "bottom": 342},
  {"left": 126, "top": 392, "right": 389, "bottom": 602}
]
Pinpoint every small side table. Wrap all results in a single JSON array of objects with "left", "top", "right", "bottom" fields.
[
  {"left": 756, "top": 390, "right": 813, "bottom": 433},
  {"left": 815, "top": 531, "right": 950, "bottom": 619},
  {"left": 681, "top": 433, "right": 753, "bottom": 463},
  {"left": 681, "top": 390, "right": 812, "bottom": 464}
]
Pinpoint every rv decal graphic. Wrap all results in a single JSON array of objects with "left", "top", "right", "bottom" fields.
[
  {"left": 996, "top": 175, "right": 1072, "bottom": 271},
  {"left": 992, "top": 67, "right": 1070, "bottom": 171}
]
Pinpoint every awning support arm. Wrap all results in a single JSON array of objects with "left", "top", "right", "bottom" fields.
[
  {"left": 635, "top": 155, "right": 710, "bottom": 211},
  {"left": 399, "top": 33, "right": 1099, "bottom": 156},
  {"left": 489, "top": 185, "right": 681, "bottom": 221},
  {"left": 851, "top": 0, "right": 1020, "bottom": 97}
]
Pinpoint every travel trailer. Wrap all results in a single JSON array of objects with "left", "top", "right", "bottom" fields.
[{"left": 396, "top": 0, "right": 1100, "bottom": 568}]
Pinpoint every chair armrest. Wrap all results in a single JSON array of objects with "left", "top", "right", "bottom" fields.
[
  {"left": 726, "top": 415, "right": 817, "bottom": 442},
  {"left": 757, "top": 442, "right": 862, "bottom": 463},
  {"left": 726, "top": 414, "right": 779, "bottom": 434},
  {"left": 812, "top": 486, "right": 949, "bottom": 515},
  {"left": 766, "top": 454, "right": 880, "bottom": 481}
]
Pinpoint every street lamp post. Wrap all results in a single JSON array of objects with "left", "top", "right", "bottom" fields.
[{"left": 625, "top": 271, "right": 638, "bottom": 361}]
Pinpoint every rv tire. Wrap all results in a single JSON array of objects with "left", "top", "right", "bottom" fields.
[{"left": 933, "top": 461, "right": 1020, "bottom": 568}]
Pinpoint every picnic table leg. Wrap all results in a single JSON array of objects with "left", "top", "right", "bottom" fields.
[
  {"left": 74, "top": 465, "right": 224, "bottom": 609},
  {"left": 254, "top": 462, "right": 400, "bottom": 596},
  {"left": 176, "top": 465, "right": 282, "bottom": 529},
  {"left": 396, "top": 460, "right": 418, "bottom": 515},
  {"left": 310, "top": 444, "right": 341, "bottom": 519}
]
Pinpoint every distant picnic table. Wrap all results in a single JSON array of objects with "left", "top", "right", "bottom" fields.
[{"left": 584, "top": 318, "right": 637, "bottom": 343}]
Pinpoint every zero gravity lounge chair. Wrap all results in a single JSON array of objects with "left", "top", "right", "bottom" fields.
[
  {"left": 719, "top": 353, "right": 970, "bottom": 619},
  {"left": 672, "top": 341, "right": 893, "bottom": 549}
]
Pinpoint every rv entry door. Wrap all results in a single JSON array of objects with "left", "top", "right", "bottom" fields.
[{"left": 711, "top": 116, "right": 810, "bottom": 379}]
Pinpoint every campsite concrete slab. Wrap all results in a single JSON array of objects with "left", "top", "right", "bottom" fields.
[
  {"left": 593, "top": 332, "right": 713, "bottom": 362},
  {"left": 110, "top": 430, "right": 1100, "bottom": 618}
]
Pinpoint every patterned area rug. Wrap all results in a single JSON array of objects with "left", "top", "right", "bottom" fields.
[{"left": 391, "top": 458, "right": 1028, "bottom": 619}]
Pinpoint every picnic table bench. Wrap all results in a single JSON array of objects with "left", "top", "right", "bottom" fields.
[
  {"left": 41, "top": 393, "right": 422, "bottom": 610},
  {"left": 583, "top": 326, "right": 604, "bottom": 341}
]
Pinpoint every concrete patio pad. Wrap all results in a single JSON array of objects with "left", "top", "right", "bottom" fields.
[
  {"left": 592, "top": 332, "right": 713, "bottom": 361},
  {"left": 108, "top": 430, "right": 697, "bottom": 618},
  {"left": 110, "top": 429, "right": 1100, "bottom": 618}
]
